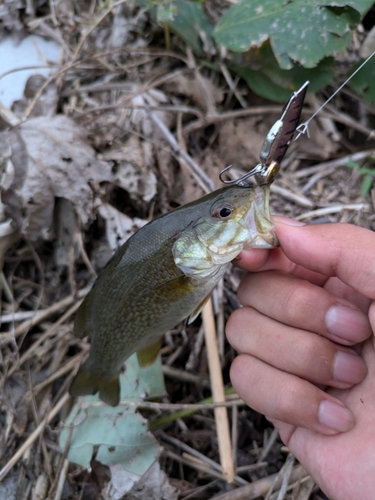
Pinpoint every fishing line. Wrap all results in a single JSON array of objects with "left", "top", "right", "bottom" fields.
[{"left": 295, "top": 48, "right": 375, "bottom": 140}]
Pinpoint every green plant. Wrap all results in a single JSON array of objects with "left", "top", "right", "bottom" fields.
[
  {"left": 136, "top": 0, "right": 375, "bottom": 102},
  {"left": 345, "top": 159, "right": 375, "bottom": 197}
]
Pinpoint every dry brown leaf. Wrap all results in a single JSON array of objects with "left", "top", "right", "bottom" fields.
[
  {"left": 97, "top": 202, "right": 147, "bottom": 252},
  {"left": 164, "top": 73, "right": 223, "bottom": 112},
  {"left": 1, "top": 115, "right": 114, "bottom": 241},
  {"left": 218, "top": 117, "right": 271, "bottom": 171},
  {"left": 104, "top": 461, "right": 178, "bottom": 500},
  {"left": 11, "top": 75, "right": 58, "bottom": 119},
  {"left": 0, "top": 0, "right": 24, "bottom": 36},
  {"left": 100, "top": 86, "right": 175, "bottom": 199},
  {"left": 103, "top": 136, "right": 157, "bottom": 203}
]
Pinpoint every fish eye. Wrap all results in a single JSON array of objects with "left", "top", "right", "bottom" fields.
[{"left": 212, "top": 205, "right": 234, "bottom": 219}]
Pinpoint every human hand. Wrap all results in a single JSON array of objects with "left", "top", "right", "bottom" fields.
[{"left": 226, "top": 218, "right": 375, "bottom": 499}]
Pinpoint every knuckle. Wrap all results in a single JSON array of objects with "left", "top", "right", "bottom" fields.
[
  {"left": 226, "top": 308, "right": 248, "bottom": 344},
  {"left": 229, "top": 355, "right": 248, "bottom": 387},
  {"left": 276, "top": 378, "right": 303, "bottom": 417},
  {"left": 237, "top": 274, "right": 254, "bottom": 305},
  {"left": 300, "top": 335, "right": 331, "bottom": 370},
  {"left": 284, "top": 281, "right": 316, "bottom": 322}
]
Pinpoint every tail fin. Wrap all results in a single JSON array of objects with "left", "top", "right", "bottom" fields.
[{"left": 69, "top": 363, "right": 120, "bottom": 407}]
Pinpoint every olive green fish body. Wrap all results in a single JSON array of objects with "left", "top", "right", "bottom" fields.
[{"left": 70, "top": 185, "right": 277, "bottom": 405}]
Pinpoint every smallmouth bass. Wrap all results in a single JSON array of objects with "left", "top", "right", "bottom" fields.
[{"left": 69, "top": 185, "right": 278, "bottom": 406}]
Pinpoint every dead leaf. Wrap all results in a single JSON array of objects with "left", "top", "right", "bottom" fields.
[
  {"left": 11, "top": 75, "right": 58, "bottom": 119},
  {"left": 0, "top": 115, "right": 114, "bottom": 241},
  {"left": 164, "top": 72, "right": 223, "bottom": 112},
  {"left": 0, "top": 474, "right": 17, "bottom": 500},
  {"left": 0, "top": 219, "right": 19, "bottom": 270},
  {"left": 105, "top": 461, "right": 179, "bottom": 500},
  {"left": 97, "top": 202, "right": 148, "bottom": 251},
  {"left": 104, "top": 136, "right": 157, "bottom": 203},
  {"left": 0, "top": 0, "right": 24, "bottom": 36},
  {"left": 218, "top": 117, "right": 270, "bottom": 171}
]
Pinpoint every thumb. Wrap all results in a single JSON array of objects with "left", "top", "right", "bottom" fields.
[{"left": 274, "top": 218, "right": 375, "bottom": 300}]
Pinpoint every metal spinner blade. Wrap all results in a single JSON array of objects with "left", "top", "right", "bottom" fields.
[{"left": 219, "top": 81, "right": 309, "bottom": 187}]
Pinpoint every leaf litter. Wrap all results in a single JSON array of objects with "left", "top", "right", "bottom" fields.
[{"left": 0, "top": 1, "right": 375, "bottom": 500}]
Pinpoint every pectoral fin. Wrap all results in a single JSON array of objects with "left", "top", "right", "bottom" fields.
[
  {"left": 188, "top": 294, "right": 210, "bottom": 324},
  {"left": 69, "top": 362, "right": 120, "bottom": 407},
  {"left": 137, "top": 338, "right": 163, "bottom": 367}
]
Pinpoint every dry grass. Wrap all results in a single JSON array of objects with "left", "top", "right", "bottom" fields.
[{"left": 0, "top": 1, "right": 375, "bottom": 499}]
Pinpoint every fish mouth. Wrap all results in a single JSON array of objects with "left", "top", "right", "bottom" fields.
[
  {"left": 243, "top": 186, "right": 279, "bottom": 249},
  {"left": 249, "top": 231, "right": 279, "bottom": 249}
]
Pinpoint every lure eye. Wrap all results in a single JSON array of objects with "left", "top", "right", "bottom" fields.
[{"left": 213, "top": 205, "right": 234, "bottom": 219}]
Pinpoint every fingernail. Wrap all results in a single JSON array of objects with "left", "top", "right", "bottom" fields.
[
  {"left": 333, "top": 351, "right": 366, "bottom": 384},
  {"left": 272, "top": 215, "right": 305, "bottom": 226},
  {"left": 326, "top": 304, "right": 370, "bottom": 341},
  {"left": 319, "top": 400, "right": 355, "bottom": 432}
]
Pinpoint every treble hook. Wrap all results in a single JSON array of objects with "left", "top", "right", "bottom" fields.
[
  {"left": 219, "top": 163, "right": 264, "bottom": 187},
  {"left": 220, "top": 81, "right": 309, "bottom": 187}
]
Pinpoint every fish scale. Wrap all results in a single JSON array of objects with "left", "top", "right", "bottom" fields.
[{"left": 69, "top": 185, "right": 277, "bottom": 406}]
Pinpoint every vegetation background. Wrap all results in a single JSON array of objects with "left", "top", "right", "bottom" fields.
[{"left": 0, "top": 0, "right": 375, "bottom": 499}]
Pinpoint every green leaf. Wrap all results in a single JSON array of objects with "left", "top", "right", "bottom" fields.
[
  {"left": 60, "top": 404, "right": 159, "bottom": 472},
  {"left": 361, "top": 174, "right": 373, "bottom": 197},
  {"left": 167, "top": 0, "right": 214, "bottom": 55},
  {"left": 60, "top": 353, "right": 165, "bottom": 472},
  {"left": 337, "top": 0, "right": 375, "bottom": 17},
  {"left": 157, "top": 3, "right": 178, "bottom": 23},
  {"left": 213, "top": 0, "right": 372, "bottom": 69},
  {"left": 134, "top": 0, "right": 213, "bottom": 55},
  {"left": 345, "top": 159, "right": 360, "bottom": 168},
  {"left": 234, "top": 46, "right": 334, "bottom": 101},
  {"left": 349, "top": 56, "right": 375, "bottom": 103}
]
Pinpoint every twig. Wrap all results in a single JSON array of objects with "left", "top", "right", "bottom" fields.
[
  {"left": 231, "top": 404, "right": 238, "bottom": 470},
  {"left": 149, "top": 387, "right": 237, "bottom": 429},
  {"left": 163, "top": 449, "right": 225, "bottom": 482},
  {"left": 211, "top": 465, "right": 308, "bottom": 500},
  {"left": 296, "top": 203, "right": 367, "bottom": 220},
  {"left": 0, "top": 310, "right": 41, "bottom": 323},
  {"left": 202, "top": 298, "right": 235, "bottom": 483},
  {"left": 293, "top": 150, "right": 374, "bottom": 179},
  {"left": 259, "top": 428, "right": 279, "bottom": 463},
  {"left": 54, "top": 459, "right": 69, "bottom": 500},
  {"left": 162, "top": 365, "right": 210, "bottom": 388},
  {"left": 292, "top": 476, "right": 316, "bottom": 500},
  {"left": 219, "top": 63, "right": 247, "bottom": 109},
  {"left": 81, "top": 398, "right": 245, "bottom": 411},
  {"left": 74, "top": 103, "right": 202, "bottom": 118},
  {"left": 265, "top": 452, "right": 295, "bottom": 500},
  {"left": 183, "top": 106, "right": 282, "bottom": 135},
  {"left": 160, "top": 431, "right": 247, "bottom": 486},
  {"left": 9, "top": 286, "right": 89, "bottom": 341},
  {"left": 323, "top": 106, "right": 373, "bottom": 137},
  {"left": 182, "top": 480, "right": 220, "bottom": 500},
  {"left": 271, "top": 184, "right": 315, "bottom": 208},
  {"left": 236, "top": 463, "right": 268, "bottom": 473},
  {"left": 186, "top": 324, "right": 205, "bottom": 371},
  {"left": 148, "top": 110, "right": 214, "bottom": 193},
  {"left": 72, "top": 0, "right": 128, "bottom": 60},
  {"left": 0, "top": 393, "right": 69, "bottom": 481},
  {"left": 301, "top": 170, "right": 332, "bottom": 193},
  {"left": 30, "top": 355, "right": 86, "bottom": 396},
  {"left": 7, "top": 299, "right": 84, "bottom": 376}
]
